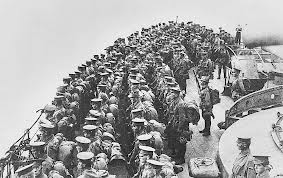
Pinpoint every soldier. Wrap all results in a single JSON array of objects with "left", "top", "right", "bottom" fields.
[
  {"left": 197, "top": 51, "right": 214, "bottom": 79},
  {"left": 231, "top": 136, "right": 256, "bottom": 178},
  {"left": 82, "top": 125, "right": 102, "bottom": 142},
  {"left": 128, "top": 89, "right": 145, "bottom": 111},
  {"left": 29, "top": 141, "right": 54, "bottom": 176},
  {"left": 129, "top": 134, "right": 153, "bottom": 166},
  {"left": 134, "top": 146, "right": 156, "bottom": 178},
  {"left": 231, "top": 69, "right": 250, "bottom": 101},
  {"left": 53, "top": 96, "right": 66, "bottom": 124},
  {"left": 15, "top": 163, "right": 35, "bottom": 178},
  {"left": 73, "top": 152, "right": 94, "bottom": 177},
  {"left": 74, "top": 136, "right": 91, "bottom": 153},
  {"left": 37, "top": 123, "right": 55, "bottom": 143},
  {"left": 166, "top": 87, "right": 188, "bottom": 164},
  {"left": 82, "top": 125, "right": 102, "bottom": 157},
  {"left": 101, "top": 132, "right": 116, "bottom": 157},
  {"left": 175, "top": 52, "right": 192, "bottom": 93},
  {"left": 33, "top": 159, "right": 48, "bottom": 178},
  {"left": 72, "top": 136, "right": 91, "bottom": 172},
  {"left": 199, "top": 76, "right": 213, "bottom": 136},
  {"left": 253, "top": 155, "right": 271, "bottom": 178},
  {"left": 40, "top": 104, "right": 57, "bottom": 125},
  {"left": 235, "top": 25, "right": 242, "bottom": 45},
  {"left": 141, "top": 159, "right": 165, "bottom": 178},
  {"left": 131, "top": 118, "right": 147, "bottom": 138},
  {"left": 216, "top": 47, "right": 230, "bottom": 80},
  {"left": 131, "top": 108, "right": 144, "bottom": 120}
]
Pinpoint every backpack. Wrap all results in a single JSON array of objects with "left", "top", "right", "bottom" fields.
[{"left": 209, "top": 88, "right": 220, "bottom": 105}]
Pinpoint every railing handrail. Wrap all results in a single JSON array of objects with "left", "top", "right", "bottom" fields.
[{"left": 226, "top": 85, "right": 283, "bottom": 118}]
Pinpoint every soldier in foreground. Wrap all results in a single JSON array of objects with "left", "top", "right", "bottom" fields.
[
  {"left": 231, "top": 136, "right": 256, "bottom": 178},
  {"left": 253, "top": 155, "right": 271, "bottom": 178}
]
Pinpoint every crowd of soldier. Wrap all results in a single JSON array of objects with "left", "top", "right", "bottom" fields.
[{"left": 9, "top": 20, "right": 272, "bottom": 178}]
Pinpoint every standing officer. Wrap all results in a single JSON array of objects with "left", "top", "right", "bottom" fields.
[
  {"left": 199, "top": 76, "right": 213, "bottom": 136},
  {"left": 197, "top": 51, "right": 214, "bottom": 79},
  {"left": 216, "top": 47, "right": 230, "bottom": 81},
  {"left": 231, "top": 136, "right": 256, "bottom": 178}
]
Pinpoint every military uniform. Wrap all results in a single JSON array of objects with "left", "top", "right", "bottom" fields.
[
  {"left": 199, "top": 76, "right": 213, "bottom": 136},
  {"left": 231, "top": 137, "right": 256, "bottom": 178},
  {"left": 253, "top": 155, "right": 271, "bottom": 178},
  {"left": 73, "top": 152, "right": 94, "bottom": 178}
]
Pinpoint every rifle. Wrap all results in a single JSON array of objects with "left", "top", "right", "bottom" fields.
[{"left": 193, "top": 70, "right": 201, "bottom": 94}]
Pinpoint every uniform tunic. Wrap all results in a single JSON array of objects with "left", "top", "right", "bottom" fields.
[{"left": 231, "top": 149, "right": 256, "bottom": 178}]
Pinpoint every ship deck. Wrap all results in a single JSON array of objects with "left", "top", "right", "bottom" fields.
[{"left": 178, "top": 68, "right": 234, "bottom": 177}]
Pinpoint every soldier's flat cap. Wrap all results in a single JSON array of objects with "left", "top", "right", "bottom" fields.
[
  {"left": 15, "top": 163, "right": 34, "bottom": 176},
  {"left": 44, "top": 104, "right": 57, "bottom": 112},
  {"left": 54, "top": 95, "right": 65, "bottom": 100},
  {"left": 97, "top": 84, "right": 107, "bottom": 88},
  {"left": 104, "top": 62, "right": 111, "bottom": 66},
  {"left": 139, "top": 145, "right": 155, "bottom": 152},
  {"left": 91, "top": 58, "right": 97, "bottom": 62},
  {"left": 74, "top": 71, "right": 82, "bottom": 74},
  {"left": 83, "top": 125, "right": 98, "bottom": 131},
  {"left": 131, "top": 108, "right": 143, "bottom": 113},
  {"left": 77, "top": 152, "right": 94, "bottom": 160},
  {"left": 75, "top": 136, "right": 91, "bottom": 144},
  {"left": 139, "top": 80, "right": 146, "bottom": 85},
  {"left": 89, "top": 109, "right": 100, "bottom": 116},
  {"left": 171, "top": 87, "right": 181, "bottom": 92},
  {"left": 146, "top": 159, "right": 165, "bottom": 166},
  {"left": 165, "top": 76, "right": 174, "bottom": 83},
  {"left": 57, "top": 84, "right": 68, "bottom": 88},
  {"left": 63, "top": 77, "right": 71, "bottom": 81},
  {"left": 237, "top": 136, "right": 251, "bottom": 143},
  {"left": 40, "top": 123, "right": 55, "bottom": 129},
  {"left": 78, "top": 66, "right": 86, "bottom": 70},
  {"left": 69, "top": 73, "right": 76, "bottom": 77},
  {"left": 102, "top": 132, "right": 115, "bottom": 142},
  {"left": 92, "top": 111, "right": 102, "bottom": 117},
  {"left": 137, "top": 134, "right": 152, "bottom": 141},
  {"left": 85, "top": 117, "right": 98, "bottom": 121},
  {"left": 132, "top": 118, "right": 145, "bottom": 124},
  {"left": 105, "top": 68, "right": 113, "bottom": 73},
  {"left": 167, "top": 82, "right": 177, "bottom": 88},
  {"left": 129, "top": 74, "right": 137, "bottom": 78},
  {"left": 81, "top": 64, "right": 87, "bottom": 67},
  {"left": 253, "top": 155, "right": 270, "bottom": 165},
  {"left": 29, "top": 141, "right": 46, "bottom": 148},
  {"left": 100, "top": 72, "right": 109, "bottom": 76},
  {"left": 91, "top": 98, "right": 103, "bottom": 103},
  {"left": 130, "top": 79, "right": 140, "bottom": 85},
  {"left": 130, "top": 68, "right": 139, "bottom": 72}
]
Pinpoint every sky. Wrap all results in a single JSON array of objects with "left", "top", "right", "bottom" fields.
[{"left": 0, "top": 0, "right": 282, "bottom": 155}]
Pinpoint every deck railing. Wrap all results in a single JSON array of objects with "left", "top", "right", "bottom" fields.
[{"left": 225, "top": 85, "right": 283, "bottom": 128}]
